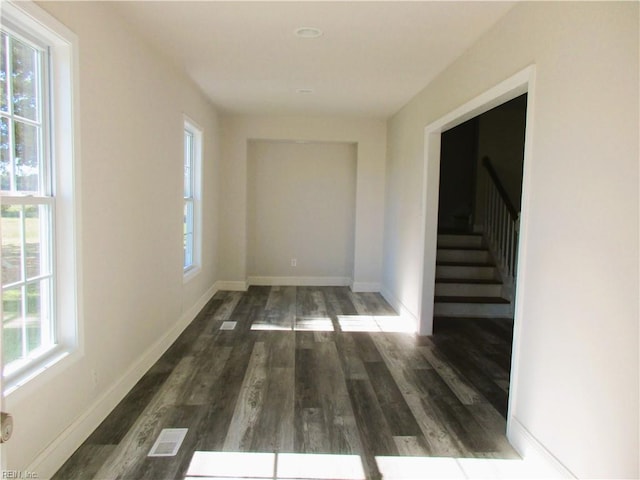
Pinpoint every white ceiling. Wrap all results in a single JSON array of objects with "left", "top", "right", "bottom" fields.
[{"left": 112, "top": 1, "right": 515, "bottom": 119}]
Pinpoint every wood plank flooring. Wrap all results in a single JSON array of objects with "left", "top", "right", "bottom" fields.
[{"left": 53, "top": 286, "right": 517, "bottom": 480}]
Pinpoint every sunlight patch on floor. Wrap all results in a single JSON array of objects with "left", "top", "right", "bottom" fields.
[
  {"left": 294, "top": 317, "right": 335, "bottom": 332},
  {"left": 186, "top": 451, "right": 275, "bottom": 478},
  {"left": 375, "top": 455, "right": 565, "bottom": 479},
  {"left": 278, "top": 453, "right": 366, "bottom": 479},
  {"left": 337, "top": 315, "right": 415, "bottom": 333},
  {"left": 251, "top": 323, "right": 292, "bottom": 331},
  {"left": 376, "top": 456, "right": 464, "bottom": 479},
  {"left": 185, "top": 451, "right": 365, "bottom": 479},
  {"left": 185, "top": 451, "right": 564, "bottom": 480},
  {"left": 250, "top": 317, "right": 336, "bottom": 332},
  {"left": 248, "top": 315, "right": 416, "bottom": 334}
]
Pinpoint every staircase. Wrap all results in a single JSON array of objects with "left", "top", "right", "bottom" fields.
[{"left": 434, "top": 232, "right": 512, "bottom": 319}]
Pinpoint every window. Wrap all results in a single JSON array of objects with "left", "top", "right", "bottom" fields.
[
  {"left": 1, "top": 28, "right": 54, "bottom": 368},
  {"left": 183, "top": 118, "right": 202, "bottom": 279},
  {"left": 1, "top": 1, "right": 79, "bottom": 390}
]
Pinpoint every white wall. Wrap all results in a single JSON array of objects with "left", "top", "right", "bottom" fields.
[
  {"left": 247, "top": 141, "right": 357, "bottom": 283},
  {"left": 5, "top": 1, "right": 221, "bottom": 474},
  {"left": 383, "top": 2, "right": 638, "bottom": 478},
  {"left": 220, "top": 115, "right": 386, "bottom": 291}
]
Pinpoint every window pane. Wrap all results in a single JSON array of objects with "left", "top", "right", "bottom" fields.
[
  {"left": 14, "top": 120, "right": 39, "bottom": 192},
  {"left": 1, "top": 116, "right": 9, "bottom": 190},
  {"left": 11, "top": 37, "right": 38, "bottom": 121},
  {"left": 1, "top": 204, "right": 23, "bottom": 285},
  {"left": 2, "top": 286, "right": 23, "bottom": 364},
  {"left": 1, "top": 32, "right": 8, "bottom": 113},
  {"left": 184, "top": 130, "right": 193, "bottom": 197},
  {"left": 25, "top": 204, "right": 49, "bottom": 279},
  {"left": 184, "top": 201, "right": 193, "bottom": 268},
  {"left": 184, "top": 233, "right": 193, "bottom": 268},
  {"left": 184, "top": 200, "right": 194, "bottom": 235},
  {"left": 25, "top": 281, "right": 44, "bottom": 355}
]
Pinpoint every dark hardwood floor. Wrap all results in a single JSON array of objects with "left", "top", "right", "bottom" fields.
[{"left": 53, "top": 286, "right": 517, "bottom": 480}]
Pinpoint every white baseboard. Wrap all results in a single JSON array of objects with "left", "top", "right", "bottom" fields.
[
  {"left": 508, "top": 416, "right": 576, "bottom": 478},
  {"left": 214, "top": 280, "right": 248, "bottom": 291},
  {"left": 350, "top": 282, "right": 381, "bottom": 292},
  {"left": 27, "top": 284, "right": 218, "bottom": 480},
  {"left": 247, "top": 276, "right": 351, "bottom": 287},
  {"left": 380, "top": 285, "right": 420, "bottom": 333}
]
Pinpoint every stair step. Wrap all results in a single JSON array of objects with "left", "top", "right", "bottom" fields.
[
  {"left": 434, "top": 301, "right": 512, "bottom": 319},
  {"left": 435, "top": 282, "right": 503, "bottom": 297},
  {"left": 437, "top": 233, "right": 484, "bottom": 249},
  {"left": 437, "top": 248, "right": 492, "bottom": 264},
  {"left": 434, "top": 316, "right": 514, "bottom": 322},
  {"left": 434, "top": 232, "right": 511, "bottom": 319},
  {"left": 436, "top": 264, "right": 499, "bottom": 281},
  {"left": 435, "top": 296, "right": 510, "bottom": 304},
  {"left": 436, "top": 261, "right": 495, "bottom": 267},
  {"left": 435, "top": 278, "right": 501, "bottom": 284}
]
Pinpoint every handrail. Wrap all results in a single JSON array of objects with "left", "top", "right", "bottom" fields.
[
  {"left": 482, "top": 156, "right": 519, "bottom": 293},
  {"left": 482, "top": 157, "right": 518, "bottom": 220}
]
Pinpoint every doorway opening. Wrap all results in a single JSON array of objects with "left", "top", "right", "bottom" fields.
[
  {"left": 418, "top": 65, "right": 535, "bottom": 435},
  {"left": 433, "top": 94, "right": 527, "bottom": 420}
]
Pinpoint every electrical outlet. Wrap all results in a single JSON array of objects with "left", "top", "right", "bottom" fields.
[{"left": 291, "top": 258, "right": 297, "bottom": 267}]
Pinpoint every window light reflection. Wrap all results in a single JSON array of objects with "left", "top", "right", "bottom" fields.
[
  {"left": 250, "top": 317, "right": 336, "bottom": 332},
  {"left": 337, "top": 315, "right": 415, "bottom": 333},
  {"left": 185, "top": 451, "right": 365, "bottom": 479},
  {"left": 248, "top": 314, "right": 417, "bottom": 334},
  {"left": 294, "top": 317, "right": 334, "bottom": 331},
  {"left": 184, "top": 451, "right": 560, "bottom": 480}
]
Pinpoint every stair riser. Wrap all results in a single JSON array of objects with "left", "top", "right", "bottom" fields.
[
  {"left": 436, "top": 249, "right": 492, "bottom": 264},
  {"left": 435, "top": 283, "right": 503, "bottom": 297},
  {"left": 434, "top": 302, "right": 512, "bottom": 318},
  {"left": 437, "top": 234, "right": 483, "bottom": 249},
  {"left": 436, "top": 265, "right": 499, "bottom": 281}
]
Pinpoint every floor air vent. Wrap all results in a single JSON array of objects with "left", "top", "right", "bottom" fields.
[{"left": 148, "top": 428, "right": 188, "bottom": 457}]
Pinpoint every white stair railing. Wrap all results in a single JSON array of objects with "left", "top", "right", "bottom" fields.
[{"left": 482, "top": 157, "right": 519, "bottom": 291}]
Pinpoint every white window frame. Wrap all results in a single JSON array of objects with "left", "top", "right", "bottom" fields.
[
  {"left": 1, "top": 0, "right": 81, "bottom": 395},
  {"left": 183, "top": 116, "right": 202, "bottom": 282},
  {"left": 1, "top": 25, "right": 55, "bottom": 369}
]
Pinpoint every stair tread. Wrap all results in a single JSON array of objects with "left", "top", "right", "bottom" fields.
[
  {"left": 434, "top": 316, "right": 514, "bottom": 321},
  {"left": 437, "top": 261, "right": 496, "bottom": 267},
  {"left": 438, "top": 231, "right": 482, "bottom": 236},
  {"left": 437, "top": 246, "right": 488, "bottom": 251},
  {"left": 435, "top": 278, "right": 502, "bottom": 285},
  {"left": 435, "top": 296, "right": 510, "bottom": 304}
]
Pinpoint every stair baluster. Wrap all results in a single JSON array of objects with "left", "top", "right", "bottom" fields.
[{"left": 481, "top": 157, "right": 519, "bottom": 288}]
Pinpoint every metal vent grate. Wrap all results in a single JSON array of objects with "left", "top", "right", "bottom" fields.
[{"left": 148, "top": 428, "right": 188, "bottom": 457}]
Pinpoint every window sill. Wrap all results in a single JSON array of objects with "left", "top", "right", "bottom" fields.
[
  {"left": 183, "top": 265, "right": 201, "bottom": 284},
  {"left": 3, "top": 345, "right": 76, "bottom": 397}
]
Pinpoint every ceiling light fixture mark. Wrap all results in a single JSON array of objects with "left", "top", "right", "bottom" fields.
[{"left": 294, "top": 27, "right": 323, "bottom": 38}]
